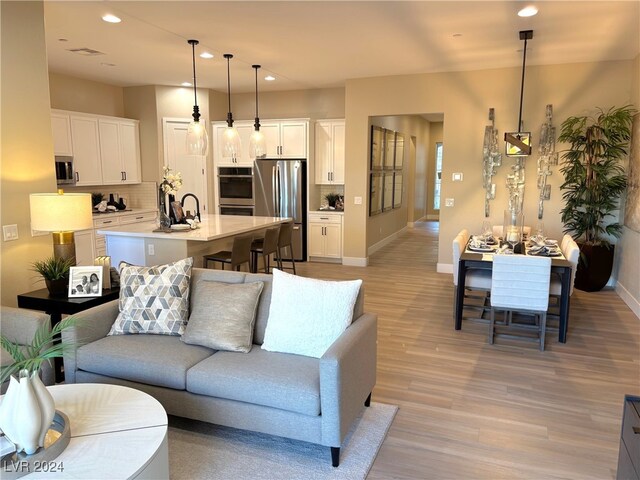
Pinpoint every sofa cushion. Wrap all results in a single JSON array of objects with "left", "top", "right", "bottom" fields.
[
  {"left": 186, "top": 347, "right": 320, "bottom": 416},
  {"left": 261, "top": 269, "right": 362, "bottom": 358},
  {"left": 181, "top": 281, "right": 264, "bottom": 352},
  {"left": 109, "top": 257, "right": 193, "bottom": 336},
  {"left": 76, "top": 334, "right": 214, "bottom": 390}
]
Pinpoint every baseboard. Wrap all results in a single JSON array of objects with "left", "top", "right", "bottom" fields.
[
  {"left": 407, "top": 216, "right": 428, "bottom": 228},
  {"left": 437, "top": 263, "right": 453, "bottom": 274},
  {"left": 342, "top": 256, "right": 368, "bottom": 267},
  {"left": 308, "top": 256, "right": 342, "bottom": 264},
  {"left": 426, "top": 214, "right": 439, "bottom": 220},
  {"left": 368, "top": 227, "right": 408, "bottom": 256},
  {"left": 615, "top": 281, "right": 640, "bottom": 319}
]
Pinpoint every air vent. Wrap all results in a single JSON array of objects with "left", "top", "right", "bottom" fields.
[{"left": 67, "top": 47, "right": 105, "bottom": 56}]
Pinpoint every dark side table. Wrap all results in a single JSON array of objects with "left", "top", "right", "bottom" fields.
[{"left": 16, "top": 287, "right": 120, "bottom": 382}]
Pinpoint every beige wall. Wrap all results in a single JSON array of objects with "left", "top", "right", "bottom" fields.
[
  {"left": 123, "top": 85, "right": 159, "bottom": 183},
  {"left": 1, "top": 1, "right": 57, "bottom": 306},
  {"left": 427, "top": 122, "right": 443, "bottom": 219},
  {"left": 616, "top": 53, "right": 640, "bottom": 315},
  {"left": 49, "top": 72, "right": 124, "bottom": 117},
  {"left": 344, "top": 60, "right": 635, "bottom": 265}
]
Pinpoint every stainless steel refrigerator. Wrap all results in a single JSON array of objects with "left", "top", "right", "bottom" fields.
[{"left": 253, "top": 158, "right": 307, "bottom": 261}]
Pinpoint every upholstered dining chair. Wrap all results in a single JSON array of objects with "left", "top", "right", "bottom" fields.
[
  {"left": 550, "top": 237, "right": 580, "bottom": 298},
  {"left": 489, "top": 254, "right": 552, "bottom": 351},
  {"left": 250, "top": 226, "right": 280, "bottom": 274},
  {"left": 203, "top": 234, "right": 253, "bottom": 272},
  {"left": 452, "top": 229, "right": 492, "bottom": 319},
  {"left": 276, "top": 221, "right": 297, "bottom": 275}
]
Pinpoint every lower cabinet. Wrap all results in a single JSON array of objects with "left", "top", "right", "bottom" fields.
[
  {"left": 308, "top": 213, "right": 342, "bottom": 260},
  {"left": 617, "top": 395, "right": 640, "bottom": 480}
]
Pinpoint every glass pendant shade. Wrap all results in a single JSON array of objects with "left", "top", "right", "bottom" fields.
[
  {"left": 249, "top": 129, "right": 266, "bottom": 158},
  {"left": 223, "top": 126, "right": 242, "bottom": 158},
  {"left": 186, "top": 119, "right": 208, "bottom": 156}
]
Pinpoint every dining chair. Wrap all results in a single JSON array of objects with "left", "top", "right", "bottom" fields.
[
  {"left": 250, "top": 226, "right": 280, "bottom": 274},
  {"left": 452, "top": 230, "right": 492, "bottom": 319},
  {"left": 550, "top": 237, "right": 580, "bottom": 297},
  {"left": 560, "top": 234, "right": 573, "bottom": 253},
  {"left": 276, "top": 221, "right": 297, "bottom": 275},
  {"left": 489, "top": 254, "right": 552, "bottom": 351},
  {"left": 203, "top": 234, "right": 253, "bottom": 272}
]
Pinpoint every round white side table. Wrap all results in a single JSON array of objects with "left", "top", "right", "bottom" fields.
[{"left": 21, "top": 383, "right": 169, "bottom": 479}]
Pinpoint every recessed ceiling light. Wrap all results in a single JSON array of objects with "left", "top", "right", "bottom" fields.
[
  {"left": 199, "top": 52, "right": 214, "bottom": 59},
  {"left": 265, "top": 75, "right": 276, "bottom": 81},
  {"left": 518, "top": 5, "right": 538, "bottom": 17},
  {"left": 58, "top": 38, "right": 68, "bottom": 42},
  {"left": 101, "top": 62, "right": 116, "bottom": 67},
  {"left": 453, "top": 33, "right": 462, "bottom": 37},
  {"left": 181, "top": 82, "right": 193, "bottom": 87},
  {"left": 102, "top": 14, "right": 121, "bottom": 23}
]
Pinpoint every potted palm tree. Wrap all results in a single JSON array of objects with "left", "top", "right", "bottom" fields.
[{"left": 558, "top": 105, "right": 636, "bottom": 291}]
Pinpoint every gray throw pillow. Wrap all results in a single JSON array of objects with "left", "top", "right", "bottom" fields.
[{"left": 181, "top": 281, "right": 264, "bottom": 353}]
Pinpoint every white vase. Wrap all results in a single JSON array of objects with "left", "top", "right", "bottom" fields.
[
  {"left": 31, "top": 371, "right": 55, "bottom": 447},
  {"left": 15, "top": 369, "right": 42, "bottom": 455},
  {"left": 0, "top": 375, "right": 22, "bottom": 452}
]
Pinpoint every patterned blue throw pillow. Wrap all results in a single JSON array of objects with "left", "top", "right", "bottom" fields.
[{"left": 108, "top": 257, "right": 193, "bottom": 336}]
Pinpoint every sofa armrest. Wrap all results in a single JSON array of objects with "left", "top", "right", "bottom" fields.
[
  {"left": 1, "top": 306, "right": 54, "bottom": 388},
  {"left": 319, "top": 312, "right": 377, "bottom": 446},
  {"left": 62, "top": 300, "right": 119, "bottom": 383}
]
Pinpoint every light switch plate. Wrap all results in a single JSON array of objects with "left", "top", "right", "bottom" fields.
[
  {"left": 452, "top": 172, "right": 464, "bottom": 182},
  {"left": 2, "top": 224, "right": 18, "bottom": 241},
  {"left": 445, "top": 198, "right": 455, "bottom": 207},
  {"left": 354, "top": 196, "right": 363, "bottom": 205}
]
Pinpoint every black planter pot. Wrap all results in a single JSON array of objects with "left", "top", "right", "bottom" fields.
[
  {"left": 45, "top": 278, "right": 68, "bottom": 297},
  {"left": 574, "top": 243, "right": 615, "bottom": 292}
]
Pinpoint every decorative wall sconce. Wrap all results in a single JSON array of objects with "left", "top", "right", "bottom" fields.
[
  {"left": 536, "top": 104, "right": 558, "bottom": 219},
  {"left": 482, "top": 107, "right": 502, "bottom": 217}
]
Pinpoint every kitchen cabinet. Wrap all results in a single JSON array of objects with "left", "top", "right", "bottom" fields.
[
  {"left": 308, "top": 213, "right": 342, "bottom": 260},
  {"left": 213, "top": 121, "right": 255, "bottom": 166},
  {"left": 261, "top": 120, "right": 308, "bottom": 158},
  {"left": 94, "top": 210, "right": 157, "bottom": 257},
  {"left": 315, "top": 120, "right": 345, "bottom": 185},
  {"left": 70, "top": 115, "right": 103, "bottom": 186},
  {"left": 617, "top": 395, "right": 640, "bottom": 480},
  {"left": 74, "top": 229, "right": 95, "bottom": 266},
  {"left": 100, "top": 119, "right": 141, "bottom": 184},
  {"left": 51, "top": 113, "right": 73, "bottom": 156}
]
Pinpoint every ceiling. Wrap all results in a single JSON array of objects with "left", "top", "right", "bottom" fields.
[{"left": 43, "top": 1, "right": 640, "bottom": 94}]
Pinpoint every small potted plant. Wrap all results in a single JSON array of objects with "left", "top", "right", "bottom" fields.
[
  {"left": 324, "top": 193, "right": 340, "bottom": 209},
  {"left": 558, "top": 105, "right": 636, "bottom": 291},
  {"left": 32, "top": 257, "right": 74, "bottom": 296}
]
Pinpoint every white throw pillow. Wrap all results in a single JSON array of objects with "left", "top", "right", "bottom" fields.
[{"left": 261, "top": 269, "right": 362, "bottom": 358}]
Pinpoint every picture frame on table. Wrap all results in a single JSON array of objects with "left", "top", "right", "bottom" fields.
[{"left": 68, "top": 266, "right": 103, "bottom": 298}]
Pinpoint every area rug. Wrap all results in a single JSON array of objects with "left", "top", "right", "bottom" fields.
[{"left": 168, "top": 402, "right": 398, "bottom": 479}]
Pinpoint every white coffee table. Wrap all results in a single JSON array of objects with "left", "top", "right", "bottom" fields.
[{"left": 24, "top": 383, "right": 169, "bottom": 479}]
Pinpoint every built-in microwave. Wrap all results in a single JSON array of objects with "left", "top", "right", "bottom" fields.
[
  {"left": 218, "top": 167, "right": 254, "bottom": 206},
  {"left": 55, "top": 156, "right": 76, "bottom": 185}
]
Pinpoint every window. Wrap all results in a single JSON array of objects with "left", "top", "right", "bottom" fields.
[{"left": 433, "top": 142, "right": 443, "bottom": 210}]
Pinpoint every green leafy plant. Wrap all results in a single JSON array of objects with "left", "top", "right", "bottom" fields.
[
  {"left": 558, "top": 105, "right": 636, "bottom": 247},
  {"left": 324, "top": 193, "right": 340, "bottom": 207},
  {"left": 0, "top": 316, "right": 78, "bottom": 384},
  {"left": 31, "top": 257, "right": 73, "bottom": 281},
  {"left": 91, "top": 192, "right": 104, "bottom": 207}
]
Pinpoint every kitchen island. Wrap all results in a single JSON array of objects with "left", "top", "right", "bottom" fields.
[{"left": 97, "top": 214, "right": 290, "bottom": 268}]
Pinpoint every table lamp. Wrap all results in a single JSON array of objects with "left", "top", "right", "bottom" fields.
[{"left": 29, "top": 190, "right": 93, "bottom": 264}]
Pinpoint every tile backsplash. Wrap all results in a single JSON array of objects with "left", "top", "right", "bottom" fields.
[
  {"left": 65, "top": 181, "right": 158, "bottom": 209},
  {"left": 319, "top": 185, "right": 344, "bottom": 206}
]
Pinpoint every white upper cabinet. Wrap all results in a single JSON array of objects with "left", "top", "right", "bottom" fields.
[
  {"left": 213, "top": 121, "right": 255, "bottom": 166},
  {"left": 315, "top": 120, "right": 345, "bottom": 185},
  {"left": 260, "top": 120, "right": 308, "bottom": 158},
  {"left": 51, "top": 113, "right": 73, "bottom": 156},
  {"left": 70, "top": 115, "right": 103, "bottom": 186},
  {"left": 52, "top": 110, "right": 141, "bottom": 186}
]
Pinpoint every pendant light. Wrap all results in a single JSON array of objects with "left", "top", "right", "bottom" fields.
[
  {"left": 504, "top": 30, "right": 533, "bottom": 157},
  {"left": 222, "top": 53, "right": 242, "bottom": 158},
  {"left": 249, "top": 64, "right": 267, "bottom": 159},
  {"left": 186, "top": 39, "right": 208, "bottom": 156}
]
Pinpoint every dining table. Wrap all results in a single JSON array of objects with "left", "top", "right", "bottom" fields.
[{"left": 454, "top": 237, "right": 573, "bottom": 343}]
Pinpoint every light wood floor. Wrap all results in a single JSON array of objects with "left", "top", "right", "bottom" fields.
[{"left": 296, "top": 221, "right": 640, "bottom": 479}]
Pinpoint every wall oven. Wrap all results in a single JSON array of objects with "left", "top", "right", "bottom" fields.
[
  {"left": 219, "top": 205, "right": 254, "bottom": 216},
  {"left": 218, "top": 167, "right": 254, "bottom": 206}
]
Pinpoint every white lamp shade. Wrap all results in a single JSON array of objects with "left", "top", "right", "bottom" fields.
[
  {"left": 222, "top": 126, "right": 242, "bottom": 158},
  {"left": 30, "top": 193, "right": 93, "bottom": 232},
  {"left": 249, "top": 130, "right": 267, "bottom": 159},
  {"left": 186, "top": 120, "right": 209, "bottom": 156}
]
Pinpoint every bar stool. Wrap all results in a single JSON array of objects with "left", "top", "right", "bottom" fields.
[
  {"left": 203, "top": 234, "right": 253, "bottom": 271},
  {"left": 250, "top": 226, "right": 280, "bottom": 274},
  {"left": 276, "top": 222, "right": 296, "bottom": 275}
]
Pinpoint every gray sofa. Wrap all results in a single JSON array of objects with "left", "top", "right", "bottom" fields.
[
  {"left": 62, "top": 268, "right": 377, "bottom": 466},
  {"left": 1, "top": 306, "right": 55, "bottom": 394}
]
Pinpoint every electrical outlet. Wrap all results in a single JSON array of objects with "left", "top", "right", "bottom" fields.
[
  {"left": 452, "top": 172, "right": 464, "bottom": 182},
  {"left": 445, "top": 198, "right": 455, "bottom": 207},
  {"left": 2, "top": 225, "right": 18, "bottom": 241},
  {"left": 354, "top": 196, "right": 362, "bottom": 205},
  {"left": 148, "top": 244, "right": 155, "bottom": 255}
]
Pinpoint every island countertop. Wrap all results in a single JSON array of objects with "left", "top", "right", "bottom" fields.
[{"left": 97, "top": 214, "right": 290, "bottom": 241}]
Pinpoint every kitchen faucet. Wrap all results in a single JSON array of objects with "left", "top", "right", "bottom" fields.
[{"left": 180, "top": 193, "right": 200, "bottom": 221}]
